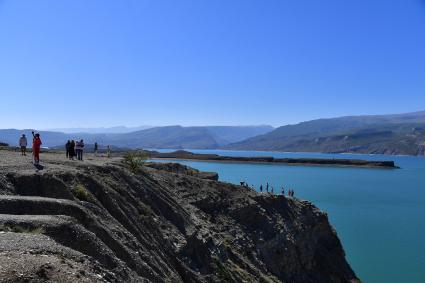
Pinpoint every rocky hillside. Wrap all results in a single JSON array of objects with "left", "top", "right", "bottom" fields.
[
  {"left": 0, "top": 150, "right": 359, "bottom": 282},
  {"left": 225, "top": 111, "right": 425, "bottom": 155}
]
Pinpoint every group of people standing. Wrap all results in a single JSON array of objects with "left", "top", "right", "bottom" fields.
[
  {"left": 287, "top": 189, "right": 295, "bottom": 197},
  {"left": 258, "top": 182, "right": 296, "bottom": 197},
  {"left": 65, "top": 140, "right": 85, "bottom": 161},
  {"left": 18, "top": 132, "right": 112, "bottom": 166},
  {"left": 19, "top": 132, "right": 42, "bottom": 165}
]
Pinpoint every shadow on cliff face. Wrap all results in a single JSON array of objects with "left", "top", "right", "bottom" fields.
[
  {"left": 0, "top": 162, "right": 359, "bottom": 283},
  {"left": 7, "top": 173, "right": 74, "bottom": 199}
]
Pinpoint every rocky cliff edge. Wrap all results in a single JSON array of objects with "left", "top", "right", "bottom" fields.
[{"left": 0, "top": 150, "right": 359, "bottom": 283}]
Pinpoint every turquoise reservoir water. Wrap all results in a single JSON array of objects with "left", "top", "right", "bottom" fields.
[{"left": 152, "top": 149, "right": 425, "bottom": 283}]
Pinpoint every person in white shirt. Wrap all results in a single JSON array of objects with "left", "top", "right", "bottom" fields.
[
  {"left": 19, "top": 134, "right": 27, "bottom": 156},
  {"left": 75, "top": 139, "right": 85, "bottom": 161}
]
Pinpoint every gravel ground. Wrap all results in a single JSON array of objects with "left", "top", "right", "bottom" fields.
[
  {"left": 0, "top": 149, "right": 121, "bottom": 173},
  {"left": 0, "top": 150, "right": 122, "bottom": 282},
  {"left": 0, "top": 232, "right": 106, "bottom": 283}
]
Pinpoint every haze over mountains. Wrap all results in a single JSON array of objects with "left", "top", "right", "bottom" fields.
[
  {"left": 0, "top": 125, "right": 273, "bottom": 149},
  {"left": 2, "top": 111, "right": 425, "bottom": 155},
  {"left": 45, "top": 126, "right": 153, "bottom": 134},
  {"left": 225, "top": 111, "right": 425, "bottom": 155}
]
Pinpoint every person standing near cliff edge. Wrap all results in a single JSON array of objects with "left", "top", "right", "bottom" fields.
[
  {"left": 69, "top": 140, "right": 76, "bottom": 160},
  {"left": 31, "top": 131, "right": 42, "bottom": 165},
  {"left": 75, "top": 139, "right": 85, "bottom": 161},
  {"left": 65, "top": 140, "right": 71, "bottom": 158},
  {"left": 19, "top": 134, "right": 27, "bottom": 156}
]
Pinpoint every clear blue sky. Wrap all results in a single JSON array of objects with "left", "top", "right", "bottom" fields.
[{"left": 1, "top": 0, "right": 425, "bottom": 129}]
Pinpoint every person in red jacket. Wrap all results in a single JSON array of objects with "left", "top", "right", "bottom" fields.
[{"left": 32, "top": 131, "right": 42, "bottom": 165}]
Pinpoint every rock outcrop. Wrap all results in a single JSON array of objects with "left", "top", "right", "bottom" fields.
[
  {"left": 0, "top": 151, "right": 359, "bottom": 282},
  {"left": 145, "top": 162, "right": 219, "bottom": 181}
]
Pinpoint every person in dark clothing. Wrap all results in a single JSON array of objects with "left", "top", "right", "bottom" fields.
[
  {"left": 94, "top": 142, "right": 98, "bottom": 156},
  {"left": 65, "top": 140, "right": 71, "bottom": 158},
  {"left": 260, "top": 185, "right": 263, "bottom": 193},
  {"left": 69, "top": 140, "right": 76, "bottom": 160}
]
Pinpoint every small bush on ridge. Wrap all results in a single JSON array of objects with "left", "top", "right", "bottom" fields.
[{"left": 122, "top": 151, "right": 148, "bottom": 173}]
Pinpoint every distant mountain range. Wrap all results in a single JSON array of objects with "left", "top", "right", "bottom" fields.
[
  {"left": 0, "top": 125, "right": 274, "bottom": 149},
  {"left": 3, "top": 111, "right": 425, "bottom": 155},
  {"left": 105, "top": 126, "right": 276, "bottom": 149},
  {"left": 44, "top": 126, "right": 153, "bottom": 134},
  {"left": 224, "top": 111, "right": 425, "bottom": 155}
]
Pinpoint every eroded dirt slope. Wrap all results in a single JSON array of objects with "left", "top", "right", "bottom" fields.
[{"left": 0, "top": 150, "right": 359, "bottom": 282}]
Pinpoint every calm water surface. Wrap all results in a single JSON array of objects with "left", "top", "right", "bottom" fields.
[{"left": 152, "top": 149, "right": 425, "bottom": 283}]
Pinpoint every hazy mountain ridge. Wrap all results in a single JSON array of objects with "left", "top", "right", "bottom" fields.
[
  {"left": 4, "top": 111, "right": 425, "bottom": 155},
  {"left": 224, "top": 111, "right": 425, "bottom": 155},
  {"left": 0, "top": 125, "right": 273, "bottom": 149},
  {"left": 45, "top": 126, "right": 153, "bottom": 134},
  {"left": 202, "top": 125, "right": 274, "bottom": 145}
]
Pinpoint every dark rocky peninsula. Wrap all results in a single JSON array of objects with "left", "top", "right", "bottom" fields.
[
  {"left": 149, "top": 150, "right": 398, "bottom": 169},
  {"left": 0, "top": 150, "right": 359, "bottom": 282}
]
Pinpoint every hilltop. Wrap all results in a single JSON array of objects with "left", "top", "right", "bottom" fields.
[{"left": 0, "top": 149, "right": 358, "bottom": 282}]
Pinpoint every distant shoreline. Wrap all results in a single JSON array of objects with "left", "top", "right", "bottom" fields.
[
  {"left": 147, "top": 148, "right": 424, "bottom": 158},
  {"left": 148, "top": 150, "right": 399, "bottom": 169},
  {"left": 150, "top": 157, "right": 398, "bottom": 169}
]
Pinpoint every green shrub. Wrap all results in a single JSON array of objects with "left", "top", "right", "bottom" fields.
[
  {"left": 122, "top": 151, "right": 148, "bottom": 173},
  {"left": 0, "top": 142, "right": 9, "bottom": 150},
  {"left": 213, "top": 258, "right": 233, "bottom": 281},
  {"left": 137, "top": 202, "right": 153, "bottom": 216},
  {"left": 137, "top": 202, "right": 156, "bottom": 226},
  {"left": 187, "top": 168, "right": 199, "bottom": 176},
  {"left": 73, "top": 184, "right": 91, "bottom": 201}
]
